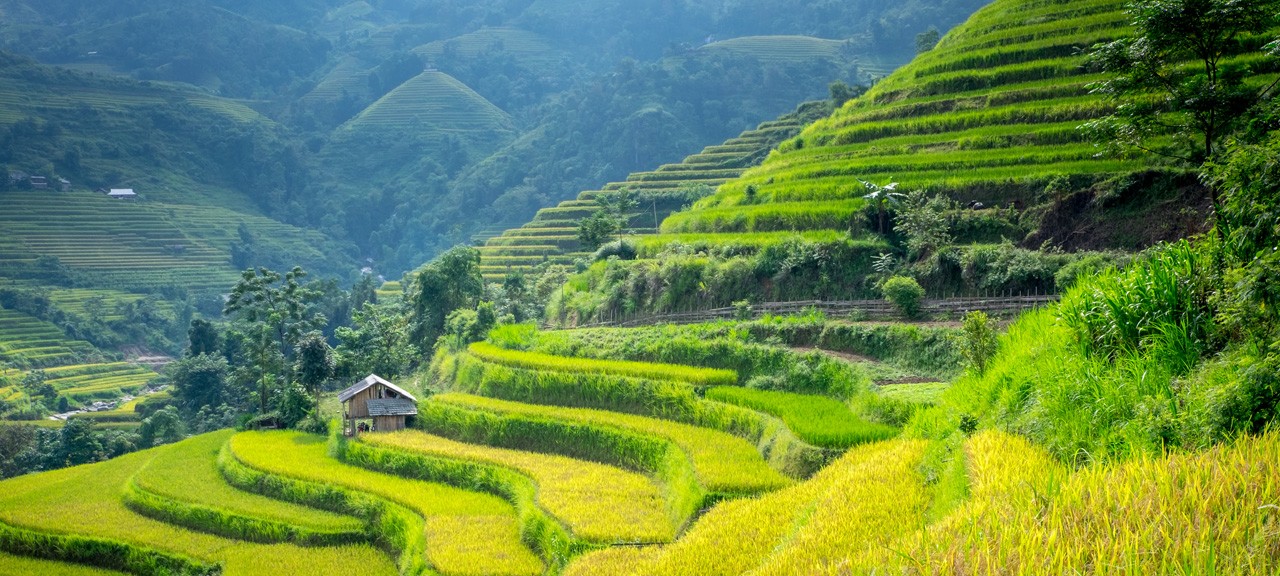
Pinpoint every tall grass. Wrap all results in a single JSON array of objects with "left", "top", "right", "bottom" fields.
[
  {"left": 1058, "top": 239, "right": 1213, "bottom": 370},
  {"left": 863, "top": 430, "right": 1280, "bottom": 574}
]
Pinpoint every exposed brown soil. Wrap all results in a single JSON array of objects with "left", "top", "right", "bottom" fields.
[{"left": 1026, "top": 171, "right": 1212, "bottom": 252}]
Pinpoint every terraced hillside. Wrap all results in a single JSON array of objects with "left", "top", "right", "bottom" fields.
[
  {"left": 0, "top": 190, "right": 339, "bottom": 294},
  {"left": 339, "top": 71, "right": 514, "bottom": 134},
  {"left": 1, "top": 310, "right": 1277, "bottom": 574},
  {"left": 0, "top": 306, "right": 159, "bottom": 407},
  {"left": 542, "top": 0, "right": 1267, "bottom": 324},
  {"left": 659, "top": 0, "right": 1145, "bottom": 243},
  {"left": 319, "top": 70, "right": 519, "bottom": 189},
  {"left": 0, "top": 55, "right": 358, "bottom": 290},
  {"left": 476, "top": 102, "right": 831, "bottom": 281}
]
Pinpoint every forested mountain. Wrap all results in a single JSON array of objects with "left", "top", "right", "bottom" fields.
[{"left": 0, "top": 0, "right": 988, "bottom": 273}]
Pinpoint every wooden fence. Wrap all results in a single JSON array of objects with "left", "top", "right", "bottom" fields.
[{"left": 566, "top": 295, "right": 1060, "bottom": 328}]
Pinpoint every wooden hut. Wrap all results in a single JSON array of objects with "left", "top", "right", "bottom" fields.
[{"left": 338, "top": 374, "right": 418, "bottom": 436}]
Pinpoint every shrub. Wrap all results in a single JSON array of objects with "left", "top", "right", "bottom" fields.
[
  {"left": 959, "top": 311, "right": 999, "bottom": 376},
  {"left": 882, "top": 276, "right": 925, "bottom": 318},
  {"left": 593, "top": 240, "right": 637, "bottom": 261}
]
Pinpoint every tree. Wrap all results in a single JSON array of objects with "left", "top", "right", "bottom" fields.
[
  {"left": 223, "top": 266, "right": 324, "bottom": 413},
  {"left": 58, "top": 418, "right": 102, "bottom": 466},
  {"left": 1087, "top": 0, "right": 1279, "bottom": 166},
  {"left": 295, "top": 331, "right": 334, "bottom": 409},
  {"left": 442, "top": 301, "right": 497, "bottom": 352},
  {"left": 959, "top": 310, "right": 999, "bottom": 376},
  {"left": 915, "top": 27, "right": 941, "bottom": 53},
  {"left": 187, "top": 318, "right": 220, "bottom": 356},
  {"left": 860, "top": 179, "right": 903, "bottom": 235},
  {"left": 882, "top": 275, "right": 926, "bottom": 319},
  {"left": 335, "top": 301, "right": 413, "bottom": 378},
  {"left": 577, "top": 209, "right": 618, "bottom": 251},
  {"left": 138, "top": 406, "right": 185, "bottom": 448},
  {"left": 829, "top": 80, "right": 860, "bottom": 107},
  {"left": 409, "top": 246, "right": 484, "bottom": 353},
  {"left": 20, "top": 370, "right": 55, "bottom": 410},
  {"left": 168, "top": 353, "right": 229, "bottom": 415},
  {"left": 894, "top": 189, "right": 953, "bottom": 259}
]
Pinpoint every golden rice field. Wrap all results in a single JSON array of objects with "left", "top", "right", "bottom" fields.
[
  {"left": 430, "top": 392, "right": 792, "bottom": 495},
  {"left": 0, "top": 376, "right": 1276, "bottom": 576},
  {"left": 227, "top": 431, "right": 544, "bottom": 576},
  {"left": 361, "top": 429, "right": 675, "bottom": 543}
]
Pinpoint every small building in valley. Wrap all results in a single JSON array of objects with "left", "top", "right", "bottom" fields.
[
  {"left": 29, "top": 176, "right": 48, "bottom": 189},
  {"left": 338, "top": 374, "right": 418, "bottom": 436},
  {"left": 107, "top": 188, "right": 137, "bottom": 200}
]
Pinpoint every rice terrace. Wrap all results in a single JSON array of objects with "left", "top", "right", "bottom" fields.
[{"left": 1, "top": 0, "right": 1279, "bottom": 574}]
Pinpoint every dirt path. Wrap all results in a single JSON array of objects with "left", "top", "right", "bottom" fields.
[{"left": 790, "top": 346, "right": 941, "bottom": 385}]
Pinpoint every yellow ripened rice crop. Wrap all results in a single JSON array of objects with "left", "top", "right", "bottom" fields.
[
  {"left": 0, "top": 437, "right": 397, "bottom": 575},
  {"left": 362, "top": 430, "right": 675, "bottom": 543},
  {"left": 228, "top": 431, "right": 544, "bottom": 576},
  {"left": 635, "top": 439, "right": 927, "bottom": 575},
  {"left": 433, "top": 393, "right": 790, "bottom": 494},
  {"left": 858, "top": 430, "right": 1280, "bottom": 575},
  {"left": 562, "top": 545, "right": 665, "bottom": 576}
]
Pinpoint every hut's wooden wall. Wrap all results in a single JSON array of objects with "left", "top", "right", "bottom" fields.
[
  {"left": 374, "top": 415, "right": 406, "bottom": 432},
  {"left": 346, "top": 383, "right": 393, "bottom": 418}
]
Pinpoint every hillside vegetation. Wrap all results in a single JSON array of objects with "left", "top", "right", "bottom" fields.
[
  {"left": 542, "top": 0, "right": 1268, "bottom": 325},
  {"left": 475, "top": 101, "right": 832, "bottom": 282}
]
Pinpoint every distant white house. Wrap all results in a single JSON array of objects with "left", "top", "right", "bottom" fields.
[{"left": 107, "top": 188, "right": 137, "bottom": 200}]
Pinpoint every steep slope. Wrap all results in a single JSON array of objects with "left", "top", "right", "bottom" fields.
[
  {"left": 476, "top": 101, "right": 832, "bottom": 282},
  {"left": 0, "top": 54, "right": 356, "bottom": 289},
  {"left": 319, "top": 70, "right": 516, "bottom": 184},
  {"left": 670, "top": 0, "right": 1142, "bottom": 232},
  {"left": 543, "top": 0, "right": 1243, "bottom": 323}
]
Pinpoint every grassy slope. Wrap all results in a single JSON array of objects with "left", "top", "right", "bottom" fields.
[
  {"left": 475, "top": 102, "right": 829, "bottom": 281},
  {"left": 662, "top": 0, "right": 1139, "bottom": 239},
  {"left": 0, "top": 435, "right": 398, "bottom": 575},
  {"left": 0, "top": 56, "right": 355, "bottom": 292},
  {"left": 229, "top": 430, "right": 544, "bottom": 576}
]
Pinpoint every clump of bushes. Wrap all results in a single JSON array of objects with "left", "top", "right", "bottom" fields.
[{"left": 882, "top": 275, "right": 925, "bottom": 318}]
